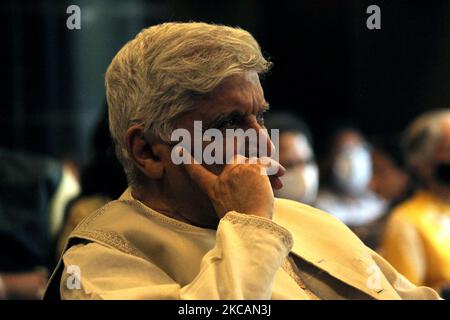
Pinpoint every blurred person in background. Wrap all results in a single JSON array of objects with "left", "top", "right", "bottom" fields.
[
  {"left": 381, "top": 109, "right": 450, "bottom": 294},
  {"left": 56, "top": 109, "right": 128, "bottom": 256},
  {"left": 265, "top": 111, "right": 319, "bottom": 205},
  {"left": 369, "top": 134, "right": 414, "bottom": 210},
  {"left": 316, "top": 127, "right": 386, "bottom": 227},
  {"left": 352, "top": 134, "right": 414, "bottom": 250},
  {"left": 0, "top": 149, "right": 80, "bottom": 299}
]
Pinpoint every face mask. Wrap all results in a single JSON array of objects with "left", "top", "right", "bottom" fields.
[
  {"left": 274, "top": 163, "right": 319, "bottom": 204},
  {"left": 332, "top": 144, "right": 372, "bottom": 195},
  {"left": 434, "top": 163, "right": 450, "bottom": 185}
]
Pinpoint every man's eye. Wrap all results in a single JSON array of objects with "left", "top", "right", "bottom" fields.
[
  {"left": 218, "top": 115, "right": 241, "bottom": 129},
  {"left": 256, "top": 110, "right": 266, "bottom": 125},
  {"left": 221, "top": 119, "right": 238, "bottom": 128}
]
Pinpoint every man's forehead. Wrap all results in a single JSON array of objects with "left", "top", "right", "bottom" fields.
[{"left": 200, "top": 72, "right": 267, "bottom": 117}]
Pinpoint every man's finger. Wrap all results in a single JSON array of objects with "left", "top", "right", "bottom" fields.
[
  {"left": 226, "top": 153, "right": 248, "bottom": 165},
  {"left": 257, "top": 157, "right": 286, "bottom": 177},
  {"left": 269, "top": 175, "right": 283, "bottom": 190},
  {"left": 181, "top": 148, "right": 217, "bottom": 193}
]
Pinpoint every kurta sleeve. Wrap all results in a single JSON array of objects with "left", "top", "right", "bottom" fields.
[{"left": 60, "top": 211, "right": 293, "bottom": 300}]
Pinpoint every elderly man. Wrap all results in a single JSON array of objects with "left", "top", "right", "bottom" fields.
[
  {"left": 44, "top": 22, "right": 439, "bottom": 300},
  {"left": 382, "top": 110, "right": 450, "bottom": 293}
]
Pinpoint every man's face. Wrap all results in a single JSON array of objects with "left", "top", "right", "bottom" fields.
[
  {"left": 278, "top": 132, "right": 314, "bottom": 169},
  {"left": 156, "top": 71, "right": 273, "bottom": 227},
  {"left": 274, "top": 132, "right": 319, "bottom": 204},
  {"left": 172, "top": 70, "right": 272, "bottom": 169},
  {"left": 369, "top": 150, "right": 408, "bottom": 201}
]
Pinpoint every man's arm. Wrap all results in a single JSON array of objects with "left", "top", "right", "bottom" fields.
[{"left": 61, "top": 211, "right": 292, "bottom": 300}]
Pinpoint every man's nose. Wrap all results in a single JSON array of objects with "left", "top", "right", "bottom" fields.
[{"left": 248, "top": 122, "right": 275, "bottom": 158}]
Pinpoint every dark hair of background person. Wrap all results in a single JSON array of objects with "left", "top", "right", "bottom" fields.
[
  {"left": 369, "top": 133, "right": 405, "bottom": 171},
  {"left": 372, "top": 131, "right": 430, "bottom": 192},
  {"left": 78, "top": 107, "right": 127, "bottom": 200},
  {"left": 368, "top": 133, "right": 417, "bottom": 203},
  {"left": 264, "top": 111, "right": 314, "bottom": 146}
]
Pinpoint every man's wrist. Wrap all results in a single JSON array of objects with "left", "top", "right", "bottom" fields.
[{"left": 222, "top": 211, "right": 293, "bottom": 251}]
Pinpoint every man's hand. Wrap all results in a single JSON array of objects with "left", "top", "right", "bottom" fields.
[{"left": 183, "top": 151, "right": 285, "bottom": 220}]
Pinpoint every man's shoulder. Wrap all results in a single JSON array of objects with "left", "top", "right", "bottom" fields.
[
  {"left": 73, "top": 197, "right": 149, "bottom": 232},
  {"left": 274, "top": 197, "right": 343, "bottom": 220},
  {"left": 273, "top": 198, "right": 354, "bottom": 235},
  {"left": 64, "top": 198, "right": 154, "bottom": 257}
]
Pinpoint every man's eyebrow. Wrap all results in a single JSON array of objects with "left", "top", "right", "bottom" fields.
[
  {"left": 204, "top": 110, "right": 244, "bottom": 129},
  {"left": 204, "top": 101, "right": 270, "bottom": 129}
]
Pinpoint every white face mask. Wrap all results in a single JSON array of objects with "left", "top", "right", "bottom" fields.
[
  {"left": 332, "top": 144, "right": 372, "bottom": 195},
  {"left": 274, "top": 163, "right": 319, "bottom": 204}
]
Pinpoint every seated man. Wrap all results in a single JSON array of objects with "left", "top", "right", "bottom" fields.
[
  {"left": 315, "top": 127, "right": 386, "bottom": 227},
  {"left": 44, "top": 22, "right": 439, "bottom": 300}
]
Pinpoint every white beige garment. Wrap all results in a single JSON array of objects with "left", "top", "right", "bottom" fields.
[{"left": 44, "top": 188, "right": 440, "bottom": 300}]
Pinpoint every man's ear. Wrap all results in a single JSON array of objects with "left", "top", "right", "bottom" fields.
[{"left": 125, "top": 125, "right": 164, "bottom": 179}]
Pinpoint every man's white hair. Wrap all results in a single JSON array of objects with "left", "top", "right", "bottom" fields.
[
  {"left": 105, "top": 22, "right": 272, "bottom": 186},
  {"left": 402, "top": 109, "right": 450, "bottom": 168}
]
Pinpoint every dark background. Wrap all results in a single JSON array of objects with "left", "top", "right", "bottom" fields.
[{"left": 2, "top": 0, "right": 450, "bottom": 165}]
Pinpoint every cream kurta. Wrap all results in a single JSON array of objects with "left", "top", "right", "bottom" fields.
[{"left": 44, "top": 189, "right": 440, "bottom": 300}]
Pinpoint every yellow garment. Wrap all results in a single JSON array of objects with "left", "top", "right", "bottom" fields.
[
  {"left": 381, "top": 190, "right": 450, "bottom": 289},
  {"left": 44, "top": 188, "right": 440, "bottom": 300}
]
